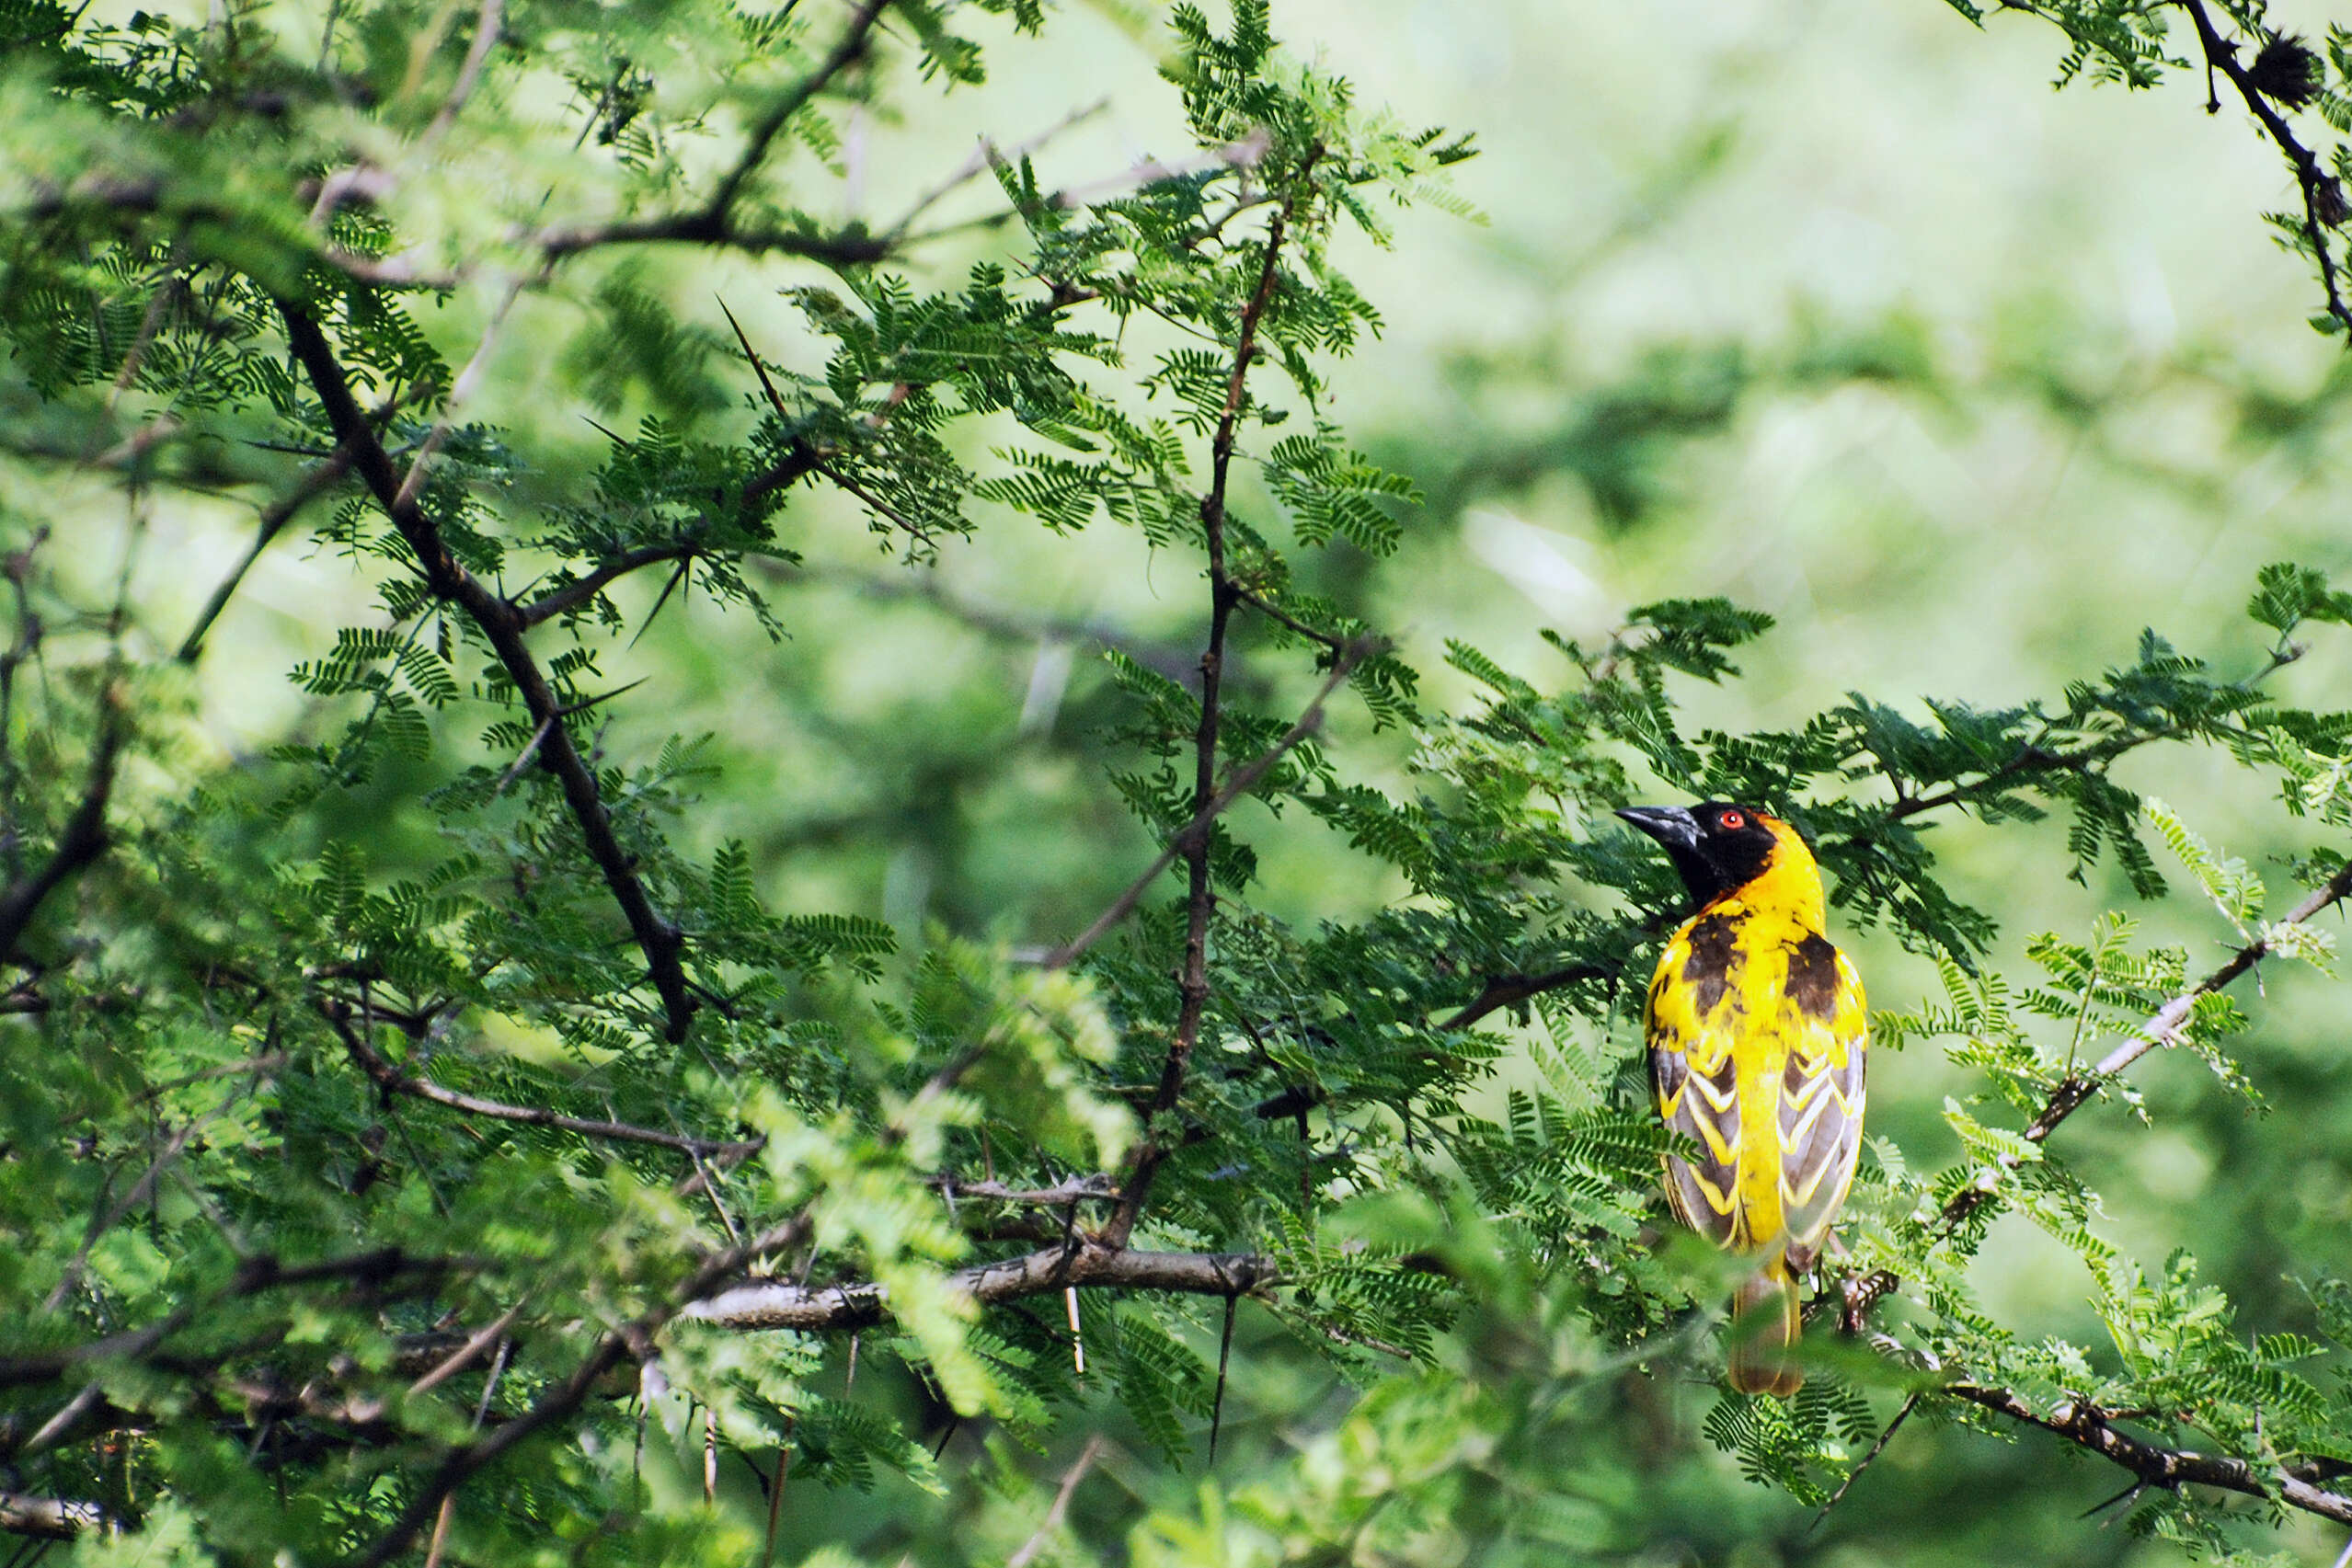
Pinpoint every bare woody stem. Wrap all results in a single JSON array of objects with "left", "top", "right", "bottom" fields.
[
  {"left": 343, "top": 1213, "right": 810, "bottom": 1568},
  {"left": 3, "top": 1242, "right": 1272, "bottom": 1542},
  {"left": 1945, "top": 1380, "right": 2352, "bottom": 1524},
  {"left": 0, "top": 678, "right": 123, "bottom": 960},
  {"left": 277, "top": 303, "right": 697, "bottom": 1043},
  {"left": 538, "top": 0, "right": 893, "bottom": 261}
]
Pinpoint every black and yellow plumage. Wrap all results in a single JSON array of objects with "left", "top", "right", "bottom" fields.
[{"left": 1619, "top": 802, "right": 1867, "bottom": 1397}]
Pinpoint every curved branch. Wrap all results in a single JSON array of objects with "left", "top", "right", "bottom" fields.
[
  {"left": 1437, "top": 963, "right": 1612, "bottom": 1033},
  {"left": 277, "top": 303, "right": 697, "bottom": 1042},
  {"left": 323, "top": 1003, "right": 763, "bottom": 1159},
  {"left": 513, "top": 544, "right": 701, "bottom": 628},
  {"left": 1096, "top": 181, "right": 1314, "bottom": 1250},
  {"left": 1947, "top": 1380, "right": 2352, "bottom": 1525},
  {"left": 540, "top": 0, "right": 892, "bottom": 265},
  {"left": 2175, "top": 0, "right": 2351, "bottom": 337}
]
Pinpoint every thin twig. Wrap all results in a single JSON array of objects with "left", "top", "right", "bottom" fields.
[
  {"left": 421, "top": 1333, "right": 511, "bottom": 1568},
  {"left": 1043, "top": 635, "right": 1378, "bottom": 971},
  {"left": 515, "top": 546, "right": 700, "bottom": 628},
  {"left": 407, "top": 1302, "right": 526, "bottom": 1397},
  {"left": 882, "top": 97, "right": 1111, "bottom": 241},
  {"left": 1100, "top": 163, "right": 1316, "bottom": 1250},
  {"left": 1232, "top": 584, "right": 1348, "bottom": 652},
  {"left": 177, "top": 446, "right": 358, "bottom": 662},
  {"left": 392, "top": 269, "right": 534, "bottom": 515},
  {"left": 1436, "top": 964, "right": 1611, "bottom": 1033},
  {"left": 1842, "top": 851, "right": 2352, "bottom": 1320},
  {"left": 44, "top": 1110, "right": 219, "bottom": 1311},
  {"left": 323, "top": 1002, "right": 762, "bottom": 1159},
  {"left": 421, "top": 0, "right": 502, "bottom": 143},
  {"left": 1809, "top": 1391, "right": 1919, "bottom": 1529},
  {"left": 1006, "top": 1434, "right": 1107, "bottom": 1568}
]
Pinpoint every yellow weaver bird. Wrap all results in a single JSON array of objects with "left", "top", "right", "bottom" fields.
[{"left": 1618, "top": 802, "right": 1867, "bottom": 1397}]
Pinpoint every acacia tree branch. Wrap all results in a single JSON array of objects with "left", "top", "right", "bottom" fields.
[
  {"left": 422, "top": 0, "right": 503, "bottom": 145},
  {"left": 345, "top": 1214, "right": 811, "bottom": 1568},
  {"left": 537, "top": 217, "right": 890, "bottom": 264},
  {"left": 0, "top": 1248, "right": 459, "bottom": 1391},
  {"left": 1436, "top": 963, "right": 1612, "bottom": 1033},
  {"left": 177, "top": 445, "right": 360, "bottom": 661},
  {"left": 276, "top": 303, "right": 697, "bottom": 1042},
  {"left": 709, "top": 0, "right": 890, "bottom": 228},
  {"left": 1042, "top": 635, "right": 1379, "bottom": 971},
  {"left": 514, "top": 544, "right": 702, "bottom": 628},
  {"left": 1232, "top": 583, "right": 1350, "bottom": 652},
  {"left": 1946, "top": 1380, "right": 2352, "bottom": 1525},
  {"left": 0, "top": 680, "right": 123, "bottom": 960},
  {"left": 538, "top": 0, "right": 891, "bottom": 263},
  {"left": 1007, "top": 1433, "right": 1107, "bottom": 1568},
  {"left": 1101, "top": 181, "right": 1304, "bottom": 1250},
  {"left": 322, "top": 1001, "right": 764, "bottom": 1159},
  {"left": 5, "top": 1242, "right": 1267, "bottom": 1541},
  {"left": 685, "top": 1240, "right": 1274, "bottom": 1332},
  {"left": 0, "top": 1491, "right": 109, "bottom": 1540},
  {"left": 1841, "top": 851, "right": 2352, "bottom": 1322}
]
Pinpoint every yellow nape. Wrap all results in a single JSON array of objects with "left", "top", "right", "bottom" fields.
[{"left": 1706, "top": 816, "right": 1826, "bottom": 928}]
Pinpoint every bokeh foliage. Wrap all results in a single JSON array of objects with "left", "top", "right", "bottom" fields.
[{"left": 7, "top": 0, "right": 2352, "bottom": 1564}]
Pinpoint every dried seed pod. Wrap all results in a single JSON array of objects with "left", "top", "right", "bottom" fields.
[
  {"left": 2249, "top": 33, "right": 2322, "bottom": 108},
  {"left": 2315, "top": 177, "right": 2351, "bottom": 231}
]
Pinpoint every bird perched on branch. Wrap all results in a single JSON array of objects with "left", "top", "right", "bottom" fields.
[{"left": 1618, "top": 802, "right": 1866, "bottom": 1396}]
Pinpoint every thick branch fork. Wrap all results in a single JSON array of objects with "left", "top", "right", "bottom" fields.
[{"left": 276, "top": 304, "right": 697, "bottom": 1042}]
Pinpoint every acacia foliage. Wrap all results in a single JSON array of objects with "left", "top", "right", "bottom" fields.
[{"left": 3, "top": 0, "right": 2352, "bottom": 1564}]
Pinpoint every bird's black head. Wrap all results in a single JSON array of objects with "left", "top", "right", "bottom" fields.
[{"left": 1616, "top": 801, "right": 1781, "bottom": 908}]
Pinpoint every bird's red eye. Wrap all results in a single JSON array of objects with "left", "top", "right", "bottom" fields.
[{"left": 1718, "top": 810, "right": 1746, "bottom": 830}]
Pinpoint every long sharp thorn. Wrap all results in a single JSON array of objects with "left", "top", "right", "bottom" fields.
[
  {"left": 1209, "top": 1292, "right": 1237, "bottom": 1464},
  {"left": 628, "top": 558, "right": 693, "bottom": 649},
  {"left": 719, "top": 299, "right": 794, "bottom": 422}
]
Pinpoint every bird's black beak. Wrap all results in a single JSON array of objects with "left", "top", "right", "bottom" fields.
[{"left": 1616, "top": 805, "right": 1702, "bottom": 854}]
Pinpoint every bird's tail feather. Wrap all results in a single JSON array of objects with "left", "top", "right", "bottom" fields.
[{"left": 1727, "top": 1261, "right": 1803, "bottom": 1397}]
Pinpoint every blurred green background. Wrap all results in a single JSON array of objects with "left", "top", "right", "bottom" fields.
[{"left": 82, "top": 0, "right": 2352, "bottom": 1559}]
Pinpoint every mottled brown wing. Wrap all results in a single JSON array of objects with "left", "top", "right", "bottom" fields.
[
  {"left": 1645, "top": 915, "right": 1748, "bottom": 1249},
  {"left": 1775, "top": 933, "right": 1866, "bottom": 1270}
]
